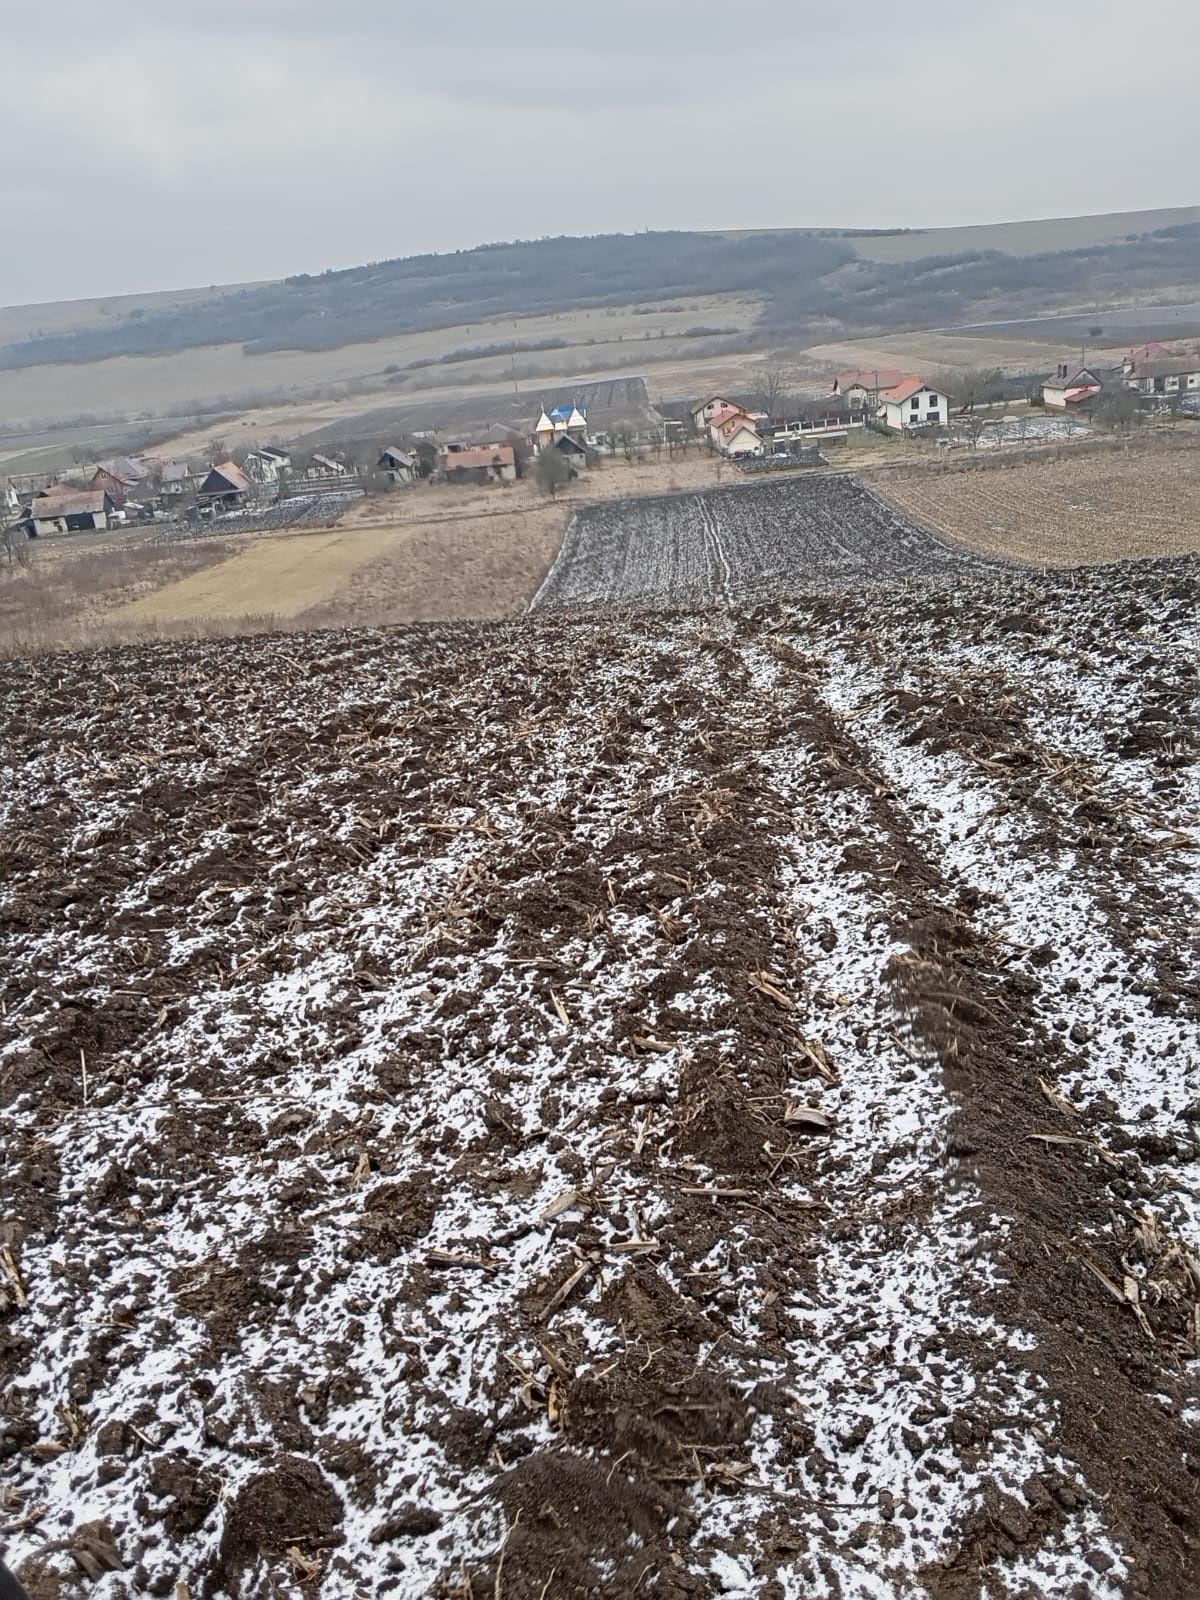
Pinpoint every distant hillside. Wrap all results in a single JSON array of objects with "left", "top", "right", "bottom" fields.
[{"left": 2, "top": 209, "right": 1199, "bottom": 372}]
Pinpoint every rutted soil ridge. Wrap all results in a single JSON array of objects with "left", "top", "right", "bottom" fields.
[{"left": 1, "top": 556, "right": 1197, "bottom": 1598}]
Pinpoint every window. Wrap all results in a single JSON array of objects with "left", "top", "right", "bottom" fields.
[
  {"left": 927, "top": 411, "right": 940, "bottom": 424},
  {"left": 911, "top": 396, "right": 920, "bottom": 409}
]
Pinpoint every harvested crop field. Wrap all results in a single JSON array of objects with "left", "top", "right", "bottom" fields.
[
  {"left": 533, "top": 477, "right": 1000, "bottom": 610},
  {"left": 873, "top": 440, "right": 1200, "bottom": 566},
  {"left": 2, "top": 553, "right": 1198, "bottom": 1599}
]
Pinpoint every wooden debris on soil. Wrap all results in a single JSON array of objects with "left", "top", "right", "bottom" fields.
[
  {"left": 783, "top": 1100, "right": 835, "bottom": 1132},
  {"left": 0, "top": 1246, "right": 27, "bottom": 1309}
]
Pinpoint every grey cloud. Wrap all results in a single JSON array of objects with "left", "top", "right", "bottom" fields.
[{"left": 0, "top": 0, "right": 1195, "bottom": 305}]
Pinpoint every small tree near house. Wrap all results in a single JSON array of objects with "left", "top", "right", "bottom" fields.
[
  {"left": 751, "top": 360, "right": 797, "bottom": 418},
  {"left": 534, "top": 446, "right": 572, "bottom": 497},
  {"left": 1, "top": 503, "right": 30, "bottom": 569}
]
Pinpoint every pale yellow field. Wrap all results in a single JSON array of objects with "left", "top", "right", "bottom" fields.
[
  {"left": 112, "top": 524, "right": 403, "bottom": 623},
  {"left": 831, "top": 206, "right": 1200, "bottom": 264},
  {"left": 805, "top": 331, "right": 1129, "bottom": 379},
  {"left": 0, "top": 295, "right": 762, "bottom": 428},
  {"left": 0, "top": 281, "right": 263, "bottom": 344}
]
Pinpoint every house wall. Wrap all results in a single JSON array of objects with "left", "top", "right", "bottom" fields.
[
  {"left": 722, "top": 425, "right": 762, "bottom": 456},
  {"left": 882, "top": 389, "right": 948, "bottom": 430},
  {"left": 1132, "top": 371, "right": 1200, "bottom": 394}
]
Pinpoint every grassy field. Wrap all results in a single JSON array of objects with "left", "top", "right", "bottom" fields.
[
  {"left": 831, "top": 205, "right": 1200, "bottom": 263},
  {"left": 0, "top": 281, "right": 262, "bottom": 344},
  {"left": 0, "top": 455, "right": 733, "bottom": 654},
  {"left": 0, "top": 295, "right": 761, "bottom": 430},
  {"left": 871, "top": 434, "right": 1200, "bottom": 564}
]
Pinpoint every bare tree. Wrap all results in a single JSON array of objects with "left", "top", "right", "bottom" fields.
[
  {"left": 1093, "top": 387, "right": 1141, "bottom": 433},
  {"left": 934, "top": 367, "right": 1005, "bottom": 415},
  {"left": 1, "top": 503, "right": 30, "bottom": 569},
  {"left": 961, "top": 411, "right": 992, "bottom": 451},
  {"left": 750, "top": 360, "right": 797, "bottom": 419}
]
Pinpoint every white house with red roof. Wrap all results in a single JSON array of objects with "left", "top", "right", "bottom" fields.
[
  {"left": 689, "top": 394, "right": 740, "bottom": 432},
  {"left": 876, "top": 377, "right": 950, "bottom": 432},
  {"left": 834, "top": 369, "right": 905, "bottom": 412},
  {"left": 715, "top": 413, "right": 762, "bottom": 457}
]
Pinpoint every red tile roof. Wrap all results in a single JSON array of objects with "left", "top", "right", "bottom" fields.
[{"left": 879, "top": 378, "right": 934, "bottom": 405}]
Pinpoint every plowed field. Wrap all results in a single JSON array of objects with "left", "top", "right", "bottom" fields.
[
  {"left": 532, "top": 477, "right": 1001, "bottom": 610},
  {"left": 2, "top": 557, "right": 1198, "bottom": 1600}
]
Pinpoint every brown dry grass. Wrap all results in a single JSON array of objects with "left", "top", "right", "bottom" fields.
[
  {"left": 870, "top": 434, "right": 1200, "bottom": 565},
  {"left": 0, "top": 533, "right": 248, "bottom": 658}
]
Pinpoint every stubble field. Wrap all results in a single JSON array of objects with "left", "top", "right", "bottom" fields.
[
  {"left": 1, "top": 553, "right": 1198, "bottom": 1599},
  {"left": 872, "top": 438, "right": 1200, "bottom": 565}
]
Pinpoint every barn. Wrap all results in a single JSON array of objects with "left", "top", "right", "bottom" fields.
[
  {"left": 198, "top": 461, "right": 252, "bottom": 509},
  {"left": 29, "top": 488, "right": 113, "bottom": 535},
  {"left": 439, "top": 446, "right": 517, "bottom": 485}
]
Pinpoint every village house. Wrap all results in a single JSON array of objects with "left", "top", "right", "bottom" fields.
[
  {"left": 1042, "top": 364, "right": 1104, "bottom": 409},
  {"left": 1123, "top": 342, "right": 1172, "bottom": 369},
  {"left": 704, "top": 401, "right": 752, "bottom": 448},
  {"left": 158, "top": 461, "right": 194, "bottom": 506},
  {"left": 439, "top": 444, "right": 517, "bottom": 485},
  {"left": 1122, "top": 354, "right": 1200, "bottom": 397},
  {"left": 534, "top": 403, "right": 588, "bottom": 453},
  {"left": 306, "top": 453, "right": 348, "bottom": 481},
  {"left": 29, "top": 487, "right": 114, "bottom": 535},
  {"left": 833, "top": 370, "right": 905, "bottom": 412},
  {"left": 198, "top": 460, "right": 252, "bottom": 510},
  {"left": 91, "top": 455, "right": 151, "bottom": 508},
  {"left": 377, "top": 447, "right": 418, "bottom": 485},
  {"left": 877, "top": 378, "right": 950, "bottom": 432},
  {"left": 244, "top": 446, "right": 292, "bottom": 485},
  {"left": 715, "top": 413, "right": 763, "bottom": 457},
  {"left": 689, "top": 395, "right": 741, "bottom": 432}
]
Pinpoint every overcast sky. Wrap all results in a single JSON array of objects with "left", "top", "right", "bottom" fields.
[{"left": 3, "top": 0, "right": 1196, "bottom": 307}]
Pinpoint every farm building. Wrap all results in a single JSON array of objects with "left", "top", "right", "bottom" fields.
[
  {"left": 550, "top": 434, "right": 588, "bottom": 467},
  {"left": 439, "top": 445, "right": 517, "bottom": 485},
  {"left": 377, "top": 447, "right": 418, "bottom": 484},
  {"left": 244, "top": 446, "right": 292, "bottom": 485},
  {"left": 198, "top": 461, "right": 252, "bottom": 509},
  {"left": 534, "top": 404, "right": 588, "bottom": 453},
  {"left": 1042, "top": 365, "right": 1104, "bottom": 409},
  {"left": 877, "top": 379, "right": 949, "bottom": 432},
  {"left": 28, "top": 488, "right": 113, "bottom": 535},
  {"left": 1122, "top": 356, "right": 1200, "bottom": 396}
]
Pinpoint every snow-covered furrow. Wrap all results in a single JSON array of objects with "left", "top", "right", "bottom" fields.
[{"left": 812, "top": 649, "right": 1200, "bottom": 1248}]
